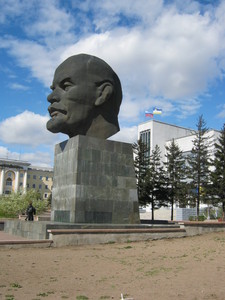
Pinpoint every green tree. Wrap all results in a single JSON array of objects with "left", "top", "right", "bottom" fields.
[
  {"left": 164, "top": 139, "right": 188, "bottom": 220},
  {"left": 143, "top": 145, "right": 167, "bottom": 220},
  {"left": 132, "top": 139, "right": 149, "bottom": 205},
  {"left": 187, "top": 115, "right": 212, "bottom": 218},
  {"left": 0, "top": 189, "right": 48, "bottom": 218},
  {"left": 210, "top": 123, "right": 225, "bottom": 219}
]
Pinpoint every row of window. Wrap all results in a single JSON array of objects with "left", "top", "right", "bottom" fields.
[
  {"left": 27, "top": 183, "right": 52, "bottom": 190},
  {"left": 5, "top": 179, "right": 51, "bottom": 190},
  {"left": 28, "top": 174, "right": 51, "bottom": 181},
  {"left": 6, "top": 172, "right": 52, "bottom": 181}
]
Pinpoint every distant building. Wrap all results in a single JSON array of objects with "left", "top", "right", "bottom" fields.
[
  {"left": 0, "top": 158, "right": 53, "bottom": 199},
  {"left": 138, "top": 120, "right": 221, "bottom": 220},
  {"left": 138, "top": 120, "right": 220, "bottom": 163}
]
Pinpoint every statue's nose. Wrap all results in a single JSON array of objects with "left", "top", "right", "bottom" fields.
[{"left": 47, "top": 90, "right": 60, "bottom": 104}]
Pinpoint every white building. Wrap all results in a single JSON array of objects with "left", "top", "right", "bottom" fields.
[
  {"left": 138, "top": 120, "right": 220, "bottom": 163},
  {"left": 138, "top": 120, "right": 221, "bottom": 220},
  {"left": 138, "top": 120, "right": 193, "bottom": 161},
  {"left": 168, "top": 130, "right": 220, "bottom": 164}
]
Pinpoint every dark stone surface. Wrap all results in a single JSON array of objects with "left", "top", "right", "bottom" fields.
[
  {"left": 54, "top": 211, "right": 70, "bottom": 223},
  {"left": 51, "top": 135, "right": 140, "bottom": 224},
  {"left": 85, "top": 212, "right": 112, "bottom": 224},
  {"left": 46, "top": 53, "right": 122, "bottom": 139}
]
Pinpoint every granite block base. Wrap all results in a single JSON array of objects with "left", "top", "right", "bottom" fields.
[{"left": 51, "top": 135, "right": 140, "bottom": 224}]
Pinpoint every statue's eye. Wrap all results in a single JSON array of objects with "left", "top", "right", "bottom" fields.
[{"left": 62, "top": 81, "right": 73, "bottom": 91}]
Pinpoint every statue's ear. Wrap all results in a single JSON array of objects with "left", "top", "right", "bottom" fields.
[{"left": 95, "top": 82, "right": 113, "bottom": 106}]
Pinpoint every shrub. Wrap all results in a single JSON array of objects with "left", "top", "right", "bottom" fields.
[
  {"left": 189, "top": 215, "right": 206, "bottom": 221},
  {"left": 0, "top": 190, "right": 48, "bottom": 218},
  {"left": 198, "top": 215, "right": 206, "bottom": 221}
]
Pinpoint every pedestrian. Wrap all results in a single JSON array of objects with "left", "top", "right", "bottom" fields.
[{"left": 26, "top": 201, "right": 36, "bottom": 221}]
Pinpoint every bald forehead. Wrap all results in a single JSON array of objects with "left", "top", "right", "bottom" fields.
[{"left": 54, "top": 54, "right": 114, "bottom": 83}]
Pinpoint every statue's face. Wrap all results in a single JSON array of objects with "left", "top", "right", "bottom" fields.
[{"left": 46, "top": 58, "right": 97, "bottom": 137}]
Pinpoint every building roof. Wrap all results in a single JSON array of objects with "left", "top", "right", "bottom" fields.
[
  {"left": 0, "top": 158, "right": 31, "bottom": 168},
  {"left": 0, "top": 158, "right": 53, "bottom": 172},
  {"left": 28, "top": 165, "right": 53, "bottom": 172},
  {"left": 138, "top": 119, "right": 194, "bottom": 132}
]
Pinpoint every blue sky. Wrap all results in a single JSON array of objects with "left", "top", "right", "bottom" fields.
[{"left": 0, "top": 0, "right": 224, "bottom": 167}]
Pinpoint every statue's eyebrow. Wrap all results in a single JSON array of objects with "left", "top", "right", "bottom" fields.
[
  {"left": 60, "top": 77, "right": 73, "bottom": 85},
  {"left": 49, "top": 77, "right": 72, "bottom": 90}
]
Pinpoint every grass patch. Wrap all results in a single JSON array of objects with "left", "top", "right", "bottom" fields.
[
  {"left": 49, "top": 277, "right": 58, "bottom": 282},
  {"left": 214, "top": 237, "right": 225, "bottom": 243},
  {"left": 76, "top": 296, "right": 89, "bottom": 300},
  {"left": 97, "top": 276, "right": 108, "bottom": 283},
  {"left": 10, "top": 283, "right": 22, "bottom": 289},
  {"left": 5, "top": 295, "right": 15, "bottom": 300},
  {"left": 145, "top": 267, "right": 172, "bottom": 276},
  {"left": 37, "top": 293, "right": 49, "bottom": 297},
  {"left": 145, "top": 269, "right": 160, "bottom": 276},
  {"left": 36, "top": 291, "right": 54, "bottom": 297}
]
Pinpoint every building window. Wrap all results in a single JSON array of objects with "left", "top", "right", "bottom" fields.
[
  {"left": 32, "top": 184, "right": 35, "bottom": 188},
  {"left": 33, "top": 175, "right": 36, "bottom": 179},
  {"left": 6, "top": 178, "right": 12, "bottom": 186},
  {"left": 44, "top": 193, "right": 48, "bottom": 198},
  {"left": 45, "top": 185, "right": 48, "bottom": 190},
  {"left": 140, "top": 129, "right": 151, "bottom": 157},
  {"left": 20, "top": 182, "right": 23, "bottom": 186},
  {"left": 46, "top": 176, "right": 49, "bottom": 181},
  {"left": 7, "top": 172, "right": 12, "bottom": 177},
  {"left": 27, "top": 184, "right": 29, "bottom": 188},
  {"left": 39, "top": 184, "right": 42, "bottom": 189},
  {"left": 20, "top": 173, "right": 23, "bottom": 178},
  {"left": 40, "top": 176, "right": 42, "bottom": 180},
  {"left": 27, "top": 174, "right": 30, "bottom": 179}
]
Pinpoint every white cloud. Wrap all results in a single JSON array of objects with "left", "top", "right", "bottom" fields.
[
  {"left": 110, "top": 126, "right": 138, "bottom": 144},
  {"left": 27, "top": 3, "right": 73, "bottom": 35},
  {"left": 9, "top": 83, "right": 29, "bottom": 90},
  {"left": 0, "top": 1, "right": 77, "bottom": 87},
  {"left": 0, "top": 110, "right": 58, "bottom": 147},
  {"left": 174, "top": 98, "right": 202, "bottom": 119},
  {"left": 0, "top": 0, "right": 225, "bottom": 129},
  {"left": 63, "top": 10, "right": 223, "bottom": 100},
  {"left": 0, "top": 146, "right": 9, "bottom": 157},
  {"left": 0, "top": 38, "right": 62, "bottom": 87},
  {"left": 217, "top": 104, "right": 225, "bottom": 119},
  {"left": 79, "top": 0, "right": 164, "bottom": 30},
  {"left": 20, "top": 151, "right": 53, "bottom": 168},
  {"left": 23, "top": 1, "right": 76, "bottom": 48},
  {"left": 0, "top": 0, "right": 30, "bottom": 23},
  {"left": 0, "top": 146, "right": 53, "bottom": 168}
]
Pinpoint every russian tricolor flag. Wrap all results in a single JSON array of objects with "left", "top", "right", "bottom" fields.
[{"left": 145, "top": 111, "right": 154, "bottom": 118}]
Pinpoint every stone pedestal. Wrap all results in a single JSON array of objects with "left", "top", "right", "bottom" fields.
[{"left": 51, "top": 135, "right": 140, "bottom": 224}]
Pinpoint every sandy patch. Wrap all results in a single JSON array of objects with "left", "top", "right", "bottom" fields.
[{"left": 0, "top": 231, "right": 225, "bottom": 300}]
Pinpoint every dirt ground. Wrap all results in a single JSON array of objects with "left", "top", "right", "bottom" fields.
[{"left": 0, "top": 231, "right": 225, "bottom": 300}]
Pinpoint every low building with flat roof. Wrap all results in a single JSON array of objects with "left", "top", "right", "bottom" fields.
[
  {"left": 0, "top": 158, "right": 53, "bottom": 199},
  {"left": 138, "top": 120, "right": 220, "bottom": 163}
]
